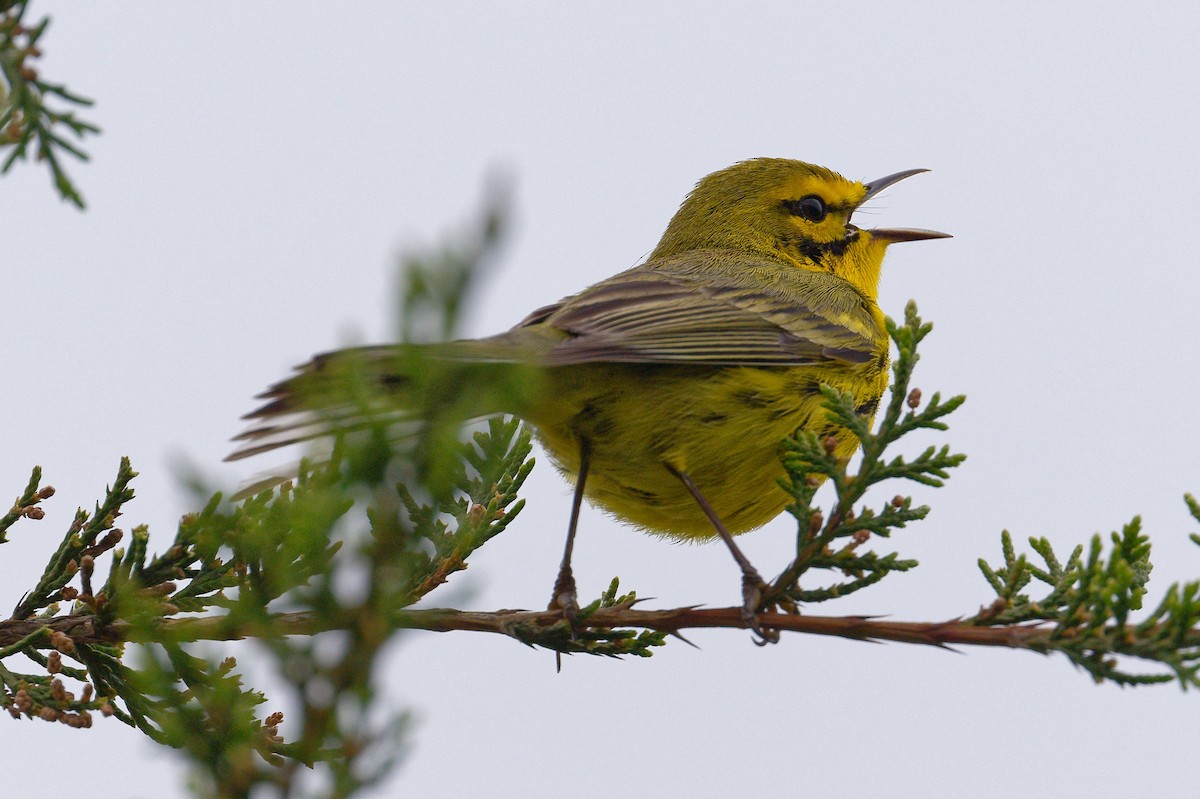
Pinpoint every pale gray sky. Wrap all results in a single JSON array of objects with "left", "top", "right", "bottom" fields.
[{"left": 5, "top": 3, "right": 1199, "bottom": 797}]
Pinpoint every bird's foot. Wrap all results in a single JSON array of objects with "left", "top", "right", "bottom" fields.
[
  {"left": 548, "top": 565, "right": 581, "bottom": 634},
  {"left": 742, "top": 572, "right": 780, "bottom": 646}
]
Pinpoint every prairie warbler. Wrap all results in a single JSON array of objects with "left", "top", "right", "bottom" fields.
[{"left": 229, "top": 158, "right": 947, "bottom": 634}]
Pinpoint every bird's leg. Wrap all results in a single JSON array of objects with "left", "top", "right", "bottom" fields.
[
  {"left": 665, "top": 463, "right": 779, "bottom": 645},
  {"left": 549, "top": 438, "right": 590, "bottom": 621}
]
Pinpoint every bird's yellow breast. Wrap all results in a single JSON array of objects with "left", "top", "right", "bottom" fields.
[{"left": 526, "top": 356, "right": 888, "bottom": 540}]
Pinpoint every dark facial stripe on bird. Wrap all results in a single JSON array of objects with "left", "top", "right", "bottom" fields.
[{"left": 793, "top": 234, "right": 854, "bottom": 268}]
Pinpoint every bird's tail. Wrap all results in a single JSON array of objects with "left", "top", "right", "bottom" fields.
[{"left": 226, "top": 340, "right": 542, "bottom": 496}]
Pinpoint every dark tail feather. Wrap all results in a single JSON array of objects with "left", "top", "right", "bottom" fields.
[{"left": 226, "top": 340, "right": 542, "bottom": 482}]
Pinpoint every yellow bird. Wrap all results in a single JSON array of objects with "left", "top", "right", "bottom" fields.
[{"left": 229, "top": 158, "right": 947, "bottom": 629}]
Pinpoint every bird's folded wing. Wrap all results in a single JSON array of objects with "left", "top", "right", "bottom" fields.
[{"left": 513, "top": 262, "right": 879, "bottom": 367}]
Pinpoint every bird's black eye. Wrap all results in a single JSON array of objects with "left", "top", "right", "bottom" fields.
[{"left": 784, "top": 195, "right": 828, "bottom": 223}]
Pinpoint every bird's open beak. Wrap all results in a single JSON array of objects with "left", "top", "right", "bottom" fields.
[{"left": 858, "top": 168, "right": 951, "bottom": 243}]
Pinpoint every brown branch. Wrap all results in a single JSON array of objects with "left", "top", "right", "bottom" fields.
[{"left": 0, "top": 605, "right": 1137, "bottom": 652}]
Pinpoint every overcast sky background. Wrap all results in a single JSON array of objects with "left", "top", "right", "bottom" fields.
[{"left": 4, "top": 3, "right": 1199, "bottom": 797}]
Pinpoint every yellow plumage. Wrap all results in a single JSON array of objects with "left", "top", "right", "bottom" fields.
[
  {"left": 522, "top": 249, "right": 890, "bottom": 539},
  {"left": 230, "top": 157, "right": 945, "bottom": 575}
]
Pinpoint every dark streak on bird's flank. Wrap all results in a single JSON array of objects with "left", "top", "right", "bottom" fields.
[
  {"left": 729, "top": 498, "right": 759, "bottom": 520},
  {"left": 574, "top": 401, "right": 617, "bottom": 439},
  {"left": 787, "top": 377, "right": 825, "bottom": 396},
  {"left": 619, "top": 484, "right": 661, "bottom": 505},
  {"left": 732, "top": 389, "right": 771, "bottom": 409},
  {"left": 648, "top": 430, "right": 677, "bottom": 458},
  {"left": 855, "top": 398, "right": 880, "bottom": 417},
  {"left": 815, "top": 423, "right": 843, "bottom": 441}
]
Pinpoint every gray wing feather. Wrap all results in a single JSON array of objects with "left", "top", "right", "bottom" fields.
[{"left": 518, "top": 259, "right": 878, "bottom": 367}]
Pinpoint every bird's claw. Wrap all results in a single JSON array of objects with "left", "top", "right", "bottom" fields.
[
  {"left": 741, "top": 572, "right": 780, "bottom": 645},
  {"left": 549, "top": 567, "right": 581, "bottom": 637}
]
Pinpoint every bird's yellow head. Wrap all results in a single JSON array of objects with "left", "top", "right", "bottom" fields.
[{"left": 649, "top": 158, "right": 947, "bottom": 301}]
